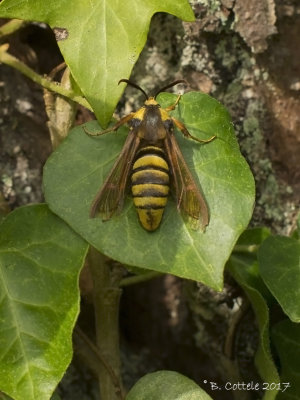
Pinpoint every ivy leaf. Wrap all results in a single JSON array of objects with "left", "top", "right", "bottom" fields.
[
  {"left": 227, "top": 229, "right": 280, "bottom": 400},
  {"left": 0, "top": 204, "right": 88, "bottom": 400},
  {"left": 258, "top": 235, "right": 300, "bottom": 323},
  {"left": 126, "top": 371, "right": 213, "bottom": 400},
  {"left": 272, "top": 320, "right": 300, "bottom": 400},
  {"left": 43, "top": 92, "right": 255, "bottom": 290},
  {"left": 0, "top": 0, "right": 194, "bottom": 126}
]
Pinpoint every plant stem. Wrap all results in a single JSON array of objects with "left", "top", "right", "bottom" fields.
[
  {"left": 74, "top": 326, "right": 122, "bottom": 389},
  {"left": 233, "top": 244, "right": 259, "bottom": 254},
  {"left": 0, "top": 19, "right": 27, "bottom": 38},
  {"left": 0, "top": 44, "right": 92, "bottom": 111},
  {"left": 223, "top": 298, "right": 250, "bottom": 359},
  {"left": 88, "top": 248, "right": 125, "bottom": 400},
  {"left": 120, "top": 271, "right": 162, "bottom": 287},
  {"left": 44, "top": 66, "right": 77, "bottom": 149}
]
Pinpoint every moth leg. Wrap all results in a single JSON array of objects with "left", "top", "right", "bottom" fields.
[
  {"left": 164, "top": 95, "right": 181, "bottom": 112},
  {"left": 84, "top": 112, "right": 135, "bottom": 136},
  {"left": 171, "top": 117, "right": 216, "bottom": 143}
]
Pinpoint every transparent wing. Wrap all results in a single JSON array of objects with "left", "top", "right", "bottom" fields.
[
  {"left": 164, "top": 133, "right": 209, "bottom": 229},
  {"left": 90, "top": 131, "right": 140, "bottom": 220}
]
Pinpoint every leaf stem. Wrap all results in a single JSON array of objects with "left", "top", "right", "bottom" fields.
[
  {"left": 0, "top": 44, "right": 92, "bottom": 111},
  {"left": 0, "top": 19, "right": 27, "bottom": 38},
  {"left": 88, "top": 248, "right": 125, "bottom": 400},
  {"left": 233, "top": 244, "right": 259, "bottom": 254},
  {"left": 120, "top": 271, "right": 162, "bottom": 287},
  {"left": 223, "top": 298, "right": 250, "bottom": 359}
]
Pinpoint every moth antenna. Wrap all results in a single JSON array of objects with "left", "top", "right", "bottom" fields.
[
  {"left": 118, "top": 79, "right": 148, "bottom": 100},
  {"left": 154, "top": 79, "right": 187, "bottom": 98}
]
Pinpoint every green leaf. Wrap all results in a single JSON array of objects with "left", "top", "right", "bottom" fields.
[
  {"left": 0, "top": 204, "right": 88, "bottom": 400},
  {"left": 272, "top": 319, "right": 300, "bottom": 400},
  {"left": 43, "top": 91, "right": 255, "bottom": 290},
  {"left": 232, "top": 228, "right": 273, "bottom": 300},
  {"left": 234, "top": 227, "right": 271, "bottom": 246},
  {"left": 0, "top": 0, "right": 194, "bottom": 127},
  {"left": 228, "top": 229, "right": 279, "bottom": 400},
  {"left": 258, "top": 235, "right": 300, "bottom": 323},
  {"left": 126, "top": 371, "right": 213, "bottom": 400}
]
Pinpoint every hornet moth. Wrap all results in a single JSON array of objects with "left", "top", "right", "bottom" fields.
[{"left": 85, "top": 79, "right": 215, "bottom": 231}]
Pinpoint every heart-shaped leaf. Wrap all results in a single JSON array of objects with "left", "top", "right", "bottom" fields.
[
  {"left": 43, "top": 92, "right": 255, "bottom": 290},
  {"left": 0, "top": 0, "right": 194, "bottom": 126},
  {"left": 258, "top": 235, "right": 300, "bottom": 323},
  {"left": 126, "top": 370, "right": 213, "bottom": 400},
  {"left": 0, "top": 204, "right": 88, "bottom": 400},
  {"left": 227, "top": 229, "right": 280, "bottom": 400},
  {"left": 272, "top": 320, "right": 300, "bottom": 399}
]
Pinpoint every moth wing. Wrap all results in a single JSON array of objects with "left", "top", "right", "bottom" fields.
[
  {"left": 164, "top": 133, "right": 209, "bottom": 229},
  {"left": 90, "top": 131, "right": 140, "bottom": 220}
]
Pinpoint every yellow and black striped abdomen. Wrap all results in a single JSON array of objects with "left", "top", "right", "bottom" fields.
[{"left": 131, "top": 146, "right": 169, "bottom": 231}]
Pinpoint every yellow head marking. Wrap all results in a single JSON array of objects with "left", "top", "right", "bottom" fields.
[{"left": 144, "top": 97, "right": 159, "bottom": 106}]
